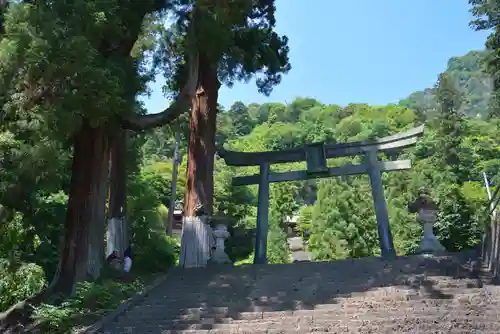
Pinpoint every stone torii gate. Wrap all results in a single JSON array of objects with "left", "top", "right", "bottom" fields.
[{"left": 218, "top": 125, "right": 425, "bottom": 264}]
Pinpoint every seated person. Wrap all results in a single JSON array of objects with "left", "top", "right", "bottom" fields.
[
  {"left": 106, "top": 250, "right": 119, "bottom": 261},
  {"left": 123, "top": 243, "right": 133, "bottom": 273},
  {"left": 106, "top": 250, "right": 122, "bottom": 271}
]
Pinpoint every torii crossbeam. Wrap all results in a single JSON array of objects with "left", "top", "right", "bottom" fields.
[{"left": 218, "top": 125, "right": 425, "bottom": 264}]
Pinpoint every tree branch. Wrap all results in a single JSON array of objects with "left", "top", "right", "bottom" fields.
[{"left": 122, "top": 51, "right": 199, "bottom": 132}]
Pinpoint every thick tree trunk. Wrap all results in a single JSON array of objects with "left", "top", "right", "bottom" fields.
[
  {"left": 48, "top": 120, "right": 110, "bottom": 296},
  {"left": 179, "top": 54, "right": 218, "bottom": 268},
  {"left": 85, "top": 134, "right": 111, "bottom": 280},
  {"left": 109, "top": 129, "right": 127, "bottom": 219},
  {"left": 184, "top": 54, "right": 219, "bottom": 216},
  {"left": 107, "top": 129, "right": 128, "bottom": 258}
]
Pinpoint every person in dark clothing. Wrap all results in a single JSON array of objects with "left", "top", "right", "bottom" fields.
[
  {"left": 106, "top": 250, "right": 119, "bottom": 262},
  {"left": 106, "top": 250, "right": 122, "bottom": 271},
  {"left": 123, "top": 243, "right": 132, "bottom": 272}
]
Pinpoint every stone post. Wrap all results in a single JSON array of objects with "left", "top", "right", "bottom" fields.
[
  {"left": 210, "top": 216, "right": 232, "bottom": 264},
  {"left": 409, "top": 192, "right": 446, "bottom": 255}
]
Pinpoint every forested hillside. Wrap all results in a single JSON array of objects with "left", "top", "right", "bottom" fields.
[
  {"left": 142, "top": 69, "right": 497, "bottom": 265},
  {"left": 399, "top": 50, "right": 492, "bottom": 118},
  {"left": 137, "top": 48, "right": 499, "bottom": 268}
]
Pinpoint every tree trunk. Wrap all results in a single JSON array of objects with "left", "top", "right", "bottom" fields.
[
  {"left": 85, "top": 133, "right": 111, "bottom": 280},
  {"left": 184, "top": 53, "right": 219, "bottom": 216},
  {"left": 109, "top": 129, "right": 127, "bottom": 219},
  {"left": 167, "top": 131, "right": 181, "bottom": 236},
  {"left": 179, "top": 53, "right": 218, "bottom": 268},
  {"left": 107, "top": 129, "right": 128, "bottom": 258},
  {"left": 48, "top": 120, "right": 110, "bottom": 296}
]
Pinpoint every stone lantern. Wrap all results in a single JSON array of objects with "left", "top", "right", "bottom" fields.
[
  {"left": 209, "top": 216, "right": 232, "bottom": 264},
  {"left": 409, "top": 192, "right": 446, "bottom": 255}
]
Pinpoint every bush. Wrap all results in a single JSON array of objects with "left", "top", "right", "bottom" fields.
[
  {"left": 297, "top": 205, "right": 313, "bottom": 239},
  {"left": 267, "top": 221, "right": 290, "bottom": 264},
  {"left": 225, "top": 226, "right": 255, "bottom": 262},
  {"left": 434, "top": 184, "right": 482, "bottom": 251},
  {"left": 127, "top": 169, "right": 180, "bottom": 273},
  {"left": 133, "top": 234, "right": 180, "bottom": 273},
  {"left": 32, "top": 279, "right": 145, "bottom": 333},
  {"left": 0, "top": 260, "right": 47, "bottom": 311}
]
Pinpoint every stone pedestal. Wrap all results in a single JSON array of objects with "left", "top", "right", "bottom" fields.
[
  {"left": 210, "top": 219, "right": 232, "bottom": 264},
  {"left": 418, "top": 208, "right": 446, "bottom": 254},
  {"left": 409, "top": 191, "right": 446, "bottom": 256}
]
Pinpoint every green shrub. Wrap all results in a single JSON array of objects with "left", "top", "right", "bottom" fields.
[
  {"left": 33, "top": 279, "right": 145, "bottom": 333},
  {"left": 267, "top": 221, "right": 290, "bottom": 264},
  {"left": 127, "top": 169, "right": 180, "bottom": 273},
  {"left": 133, "top": 234, "right": 180, "bottom": 273},
  {"left": 297, "top": 205, "right": 313, "bottom": 239},
  {"left": 0, "top": 260, "right": 47, "bottom": 311},
  {"left": 225, "top": 227, "right": 254, "bottom": 262}
]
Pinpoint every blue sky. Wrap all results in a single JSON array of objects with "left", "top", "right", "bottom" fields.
[{"left": 142, "top": 0, "right": 491, "bottom": 114}]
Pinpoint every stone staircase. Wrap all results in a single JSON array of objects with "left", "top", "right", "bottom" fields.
[{"left": 91, "top": 250, "right": 500, "bottom": 333}]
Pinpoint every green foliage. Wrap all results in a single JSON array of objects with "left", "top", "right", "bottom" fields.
[
  {"left": 32, "top": 279, "right": 146, "bottom": 333},
  {"left": 469, "top": 0, "right": 500, "bottom": 118},
  {"left": 0, "top": 1, "right": 497, "bottom": 329},
  {"left": 159, "top": 0, "right": 290, "bottom": 104},
  {"left": 233, "top": 252, "right": 255, "bottom": 266},
  {"left": 213, "top": 159, "right": 253, "bottom": 222},
  {"left": 127, "top": 166, "right": 181, "bottom": 273},
  {"left": 0, "top": 261, "right": 47, "bottom": 311},
  {"left": 297, "top": 206, "right": 313, "bottom": 238},
  {"left": 434, "top": 184, "right": 482, "bottom": 251},
  {"left": 434, "top": 72, "right": 467, "bottom": 179},
  {"left": 227, "top": 102, "right": 254, "bottom": 137},
  {"left": 309, "top": 178, "right": 380, "bottom": 260},
  {"left": 211, "top": 90, "right": 492, "bottom": 263},
  {"left": 267, "top": 219, "right": 291, "bottom": 264},
  {"left": 270, "top": 182, "right": 299, "bottom": 223},
  {"left": 399, "top": 50, "right": 492, "bottom": 118}
]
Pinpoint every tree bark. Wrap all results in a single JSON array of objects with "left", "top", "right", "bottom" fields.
[
  {"left": 85, "top": 133, "right": 111, "bottom": 281},
  {"left": 107, "top": 129, "right": 128, "bottom": 258},
  {"left": 48, "top": 120, "right": 110, "bottom": 296},
  {"left": 109, "top": 129, "right": 127, "bottom": 219},
  {"left": 122, "top": 52, "right": 199, "bottom": 132},
  {"left": 183, "top": 53, "right": 219, "bottom": 216}
]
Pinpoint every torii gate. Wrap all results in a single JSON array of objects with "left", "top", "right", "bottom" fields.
[{"left": 218, "top": 125, "right": 425, "bottom": 264}]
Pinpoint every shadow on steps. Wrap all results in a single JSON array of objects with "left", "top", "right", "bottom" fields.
[{"left": 98, "top": 248, "right": 498, "bottom": 333}]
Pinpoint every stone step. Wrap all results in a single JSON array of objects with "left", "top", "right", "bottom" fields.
[
  {"left": 160, "top": 331, "right": 500, "bottom": 334},
  {"left": 137, "top": 291, "right": 494, "bottom": 317},
  {"left": 96, "top": 251, "right": 495, "bottom": 333},
  {"left": 106, "top": 316, "right": 500, "bottom": 333},
  {"left": 162, "top": 301, "right": 497, "bottom": 320},
  {"left": 144, "top": 283, "right": 488, "bottom": 304},
  {"left": 110, "top": 308, "right": 500, "bottom": 330},
  {"left": 110, "top": 290, "right": 500, "bottom": 324}
]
